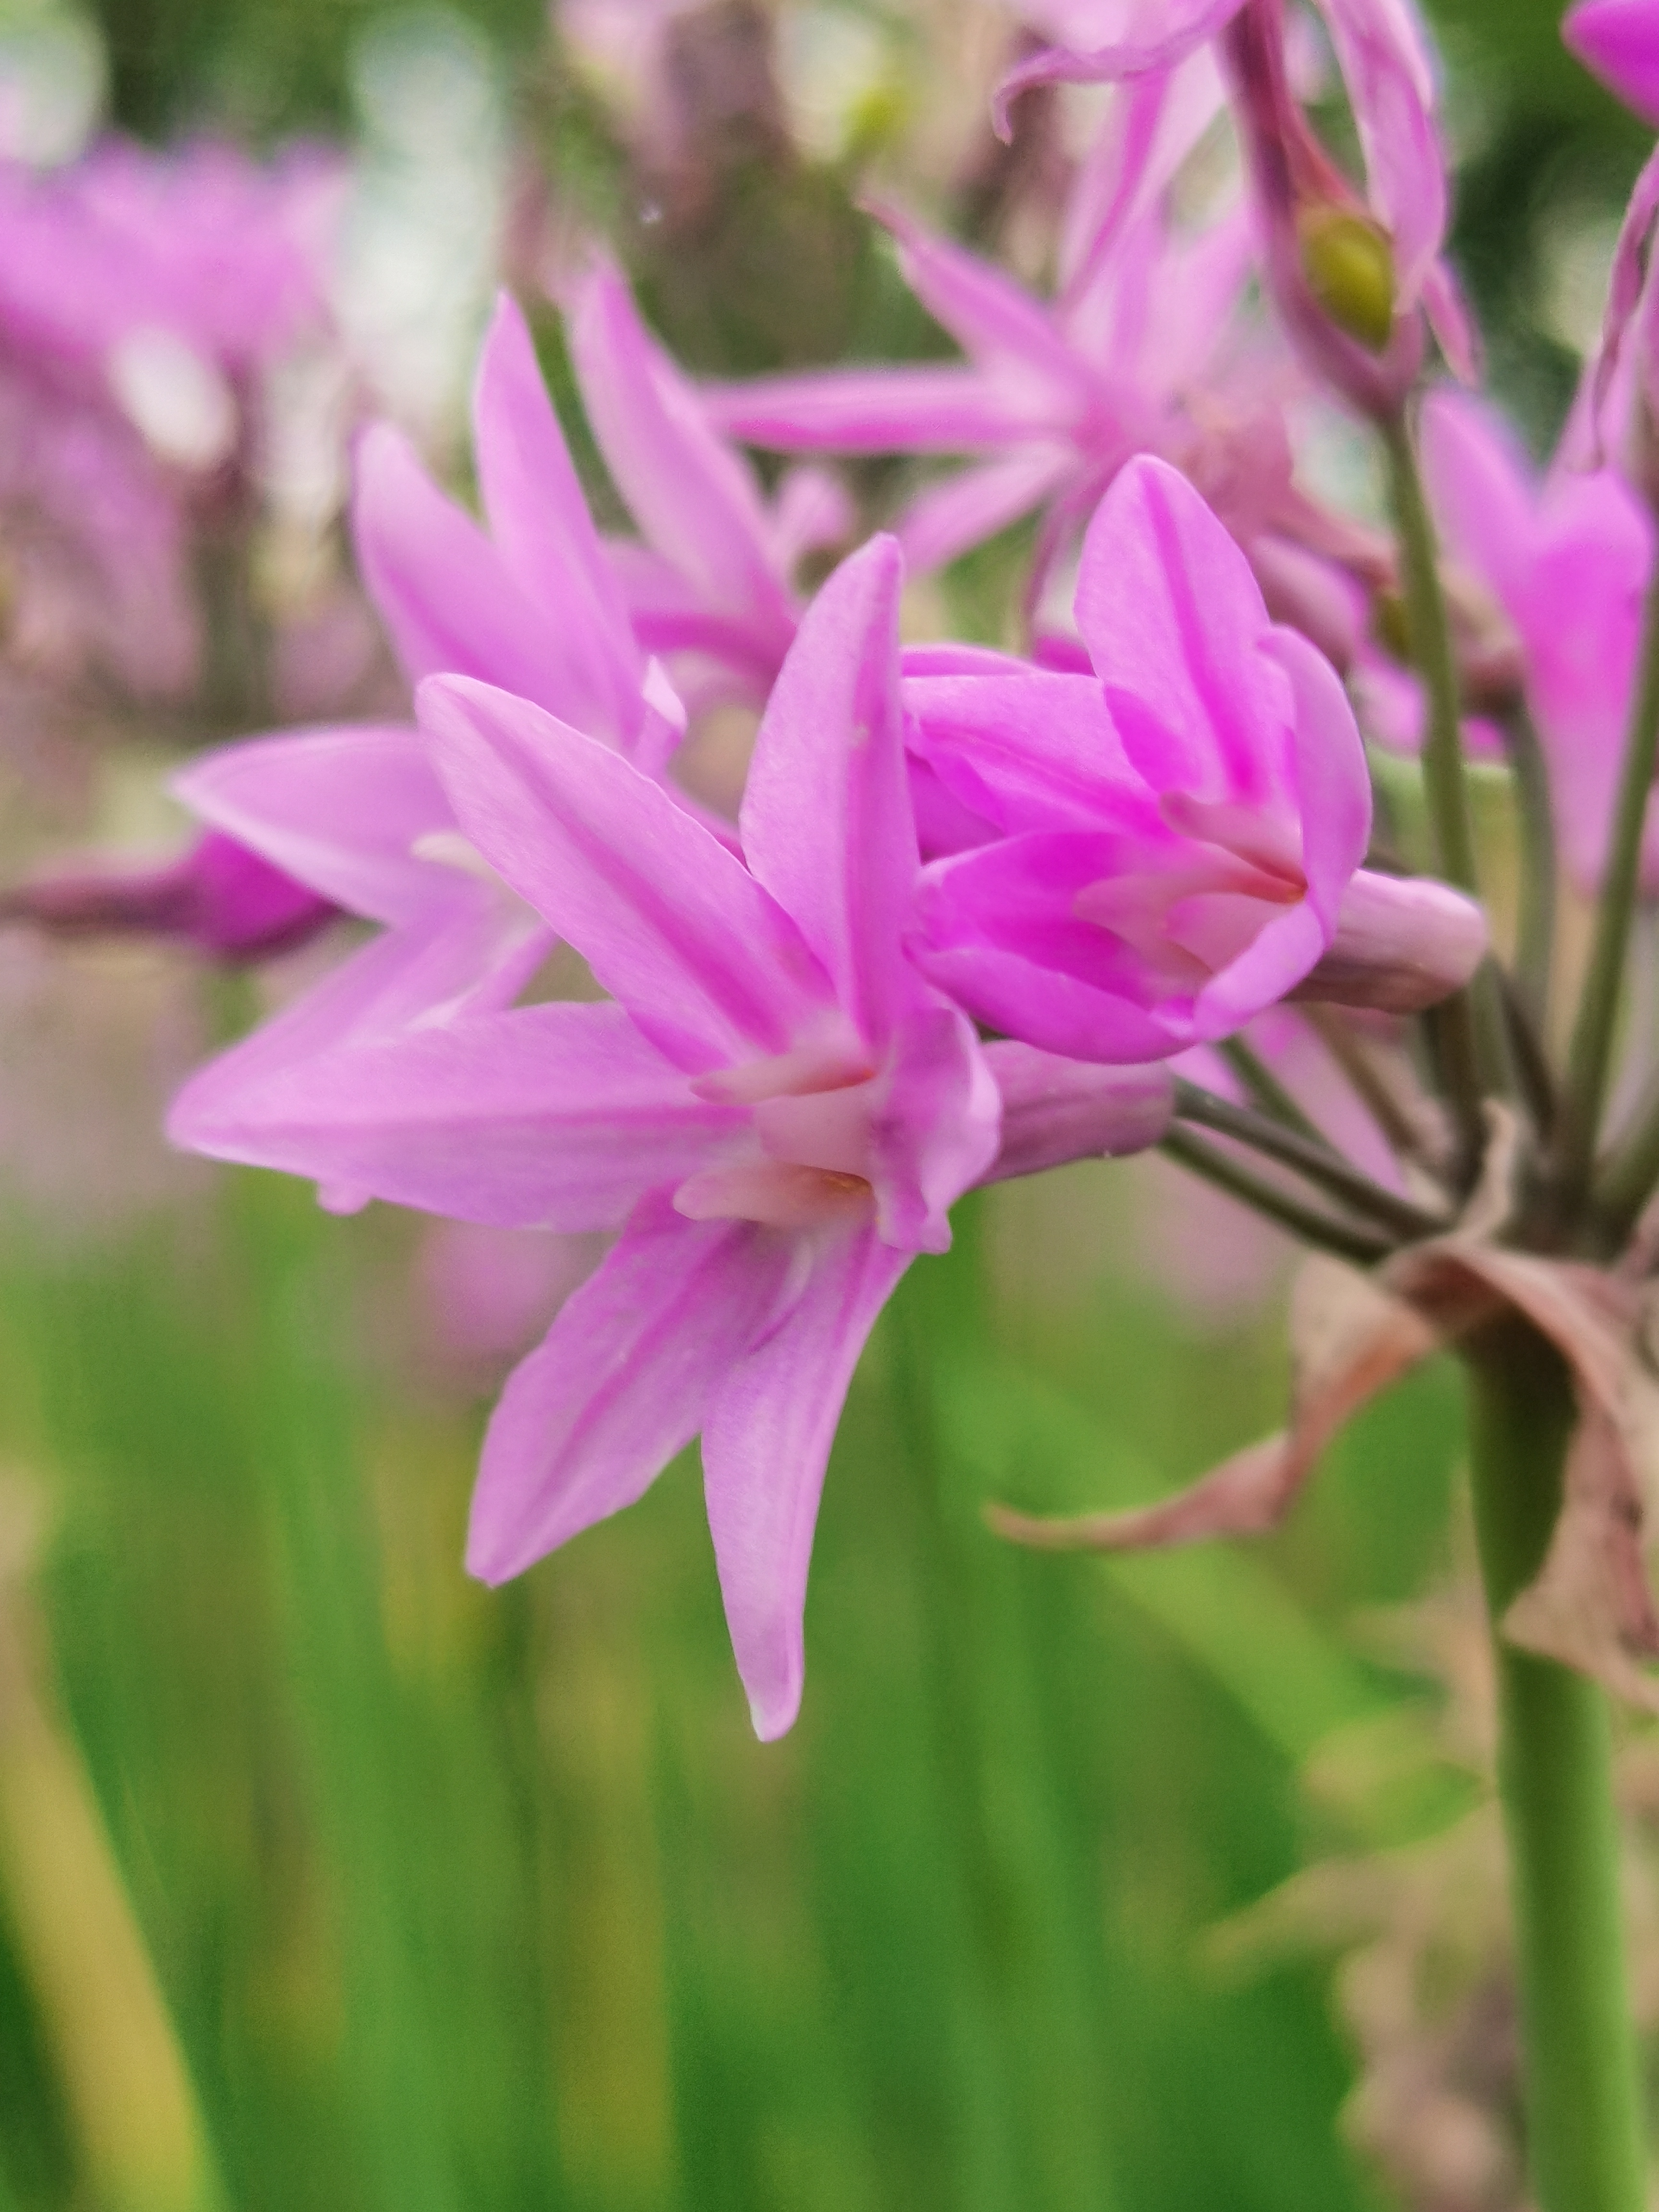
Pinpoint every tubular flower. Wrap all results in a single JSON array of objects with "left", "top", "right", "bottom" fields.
[
  {"left": 173, "top": 539, "right": 1005, "bottom": 1737},
  {"left": 908, "top": 455, "right": 1485, "bottom": 1060}
]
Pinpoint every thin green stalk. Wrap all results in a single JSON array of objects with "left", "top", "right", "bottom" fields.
[
  {"left": 1382, "top": 411, "right": 1510, "bottom": 1151},
  {"left": 1218, "top": 1035, "right": 1330, "bottom": 1150},
  {"left": 1465, "top": 1322, "right": 1646, "bottom": 2212},
  {"left": 1556, "top": 574, "right": 1659, "bottom": 1213},
  {"left": 1172, "top": 1080, "right": 1445, "bottom": 1241},
  {"left": 1303, "top": 1004, "right": 1439, "bottom": 1173},
  {"left": 1158, "top": 1128, "right": 1391, "bottom": 1265}
]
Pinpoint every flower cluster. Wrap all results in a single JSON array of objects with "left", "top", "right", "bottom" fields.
[{"left": 16, "top": 0, "right": 1659, "bottom": 1755}]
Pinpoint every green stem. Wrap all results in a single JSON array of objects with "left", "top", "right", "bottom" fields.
[
  {"left": 1465, "top": 1323, "right": 1647, "bottom": 2212},
  {"left": 1171, "top": 1081, "right": 1444, "bottom": 1241},
  {"left": 1382, "top": 411, "right": 1510, "bottom": 1157},
  {"left": 1218, "top": 1035, "right": 1330, "bottom": 1150},
  {"left": 1556, "top": 574, "right": 1659, "bottom": 1214},
  {"left": 1157, "top": 1128, "right": 1391, "bottom": 1265}
]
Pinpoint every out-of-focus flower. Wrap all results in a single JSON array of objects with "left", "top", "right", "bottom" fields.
[
  {"left": 998, "top": 0, "right": 1472, "bottom": 416},
  {"left": 1, "top": 829, "right": 338, "bottom": 962},
  {"left": 1419, "top": 389, "right": 1658, "bottom": 890},
  {"left": 909, "top": 456, "right": 1484, "bottom": 1059},
  {"left": 0, "top": 135, "right": 339, "bottom": 385},
  {"left": 700, "top": 128, "right": 1286, "bottom": 591},
  {"left": 0, "top": 133, "right": 345, "bottom": 701},
  {"left": 1565, "top": 0, "right": 1659, "bottom": 127}
]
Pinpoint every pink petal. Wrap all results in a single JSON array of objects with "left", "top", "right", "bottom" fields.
[
  {"left": 700, "top": 364, "right": 1067, "bottom": 454},
  {"left": 420, "top": 674, "right": 827, "bottom": 1070},
  {"left": 471, "top": 291, "right": 645, "bottom": 745},
  {"left": 1262, "top": 624, "right": 1371, "bottom": 934},
  {"left": 740, "top": 535, "right": 914, "bottom": 1050},
  {"left": 1565, "top": 0, "right": 1659, "bottom": 123},
  {"left": 170, "top": 1001, "right": 738, "bottom": 1229},
  {"left": 893, "top": 446, "right": 1080, "bottom": 576},
  {"left": 916, "top": 938, "right": 1178, "bottom": 1064},
  {"left": 467, "top": 1196, "right": 796, "bottom": 1582},
  {"left": 1419, "top": 390, "right": 1539, "bottom": 627},
  {"left": 993, "top": 0, "right": 1247, "bottom": 135},
  {"left": 870, "top": 200, "right": 1093, "bottom": 392},
  {"left": 169, "top": 898, "right": 548, "bottom": 1165},
  {"left": 1316, "top": 0, "right": 1447, "bottom": 307},
  {"left": 1076, "top": 455, "right": 1293, "bottom": 810},
  {"left": 904, "top": 669, "right": 1158, "bottom": 837},
  {"left": 568, "top": 263, "right": 796, "bottom": 639},
  {"left": 174, "top": 722, "right": 462, "bottom": 926},
  {"left": 702, "top": 1223, "right": 911, "bottom": 1738},
  {"left": 867, "top": 1000, "right": 1001, "bottom": 1251},
  {"left": 351, "top": 423, "right": 574, "bottom": 709}
]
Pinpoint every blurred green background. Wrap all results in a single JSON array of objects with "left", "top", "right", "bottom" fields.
[{"left": 0, "top": 2, "right": 1648, "bottom": 2209}]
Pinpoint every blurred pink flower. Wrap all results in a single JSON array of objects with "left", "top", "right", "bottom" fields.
[
  {"left": 4, "top": 829, "right": 337, "bottom": 962},
  {"left": 1000, "top": 0, "right": 1472, "bottom": 412},
  {"left": 699, "top": 147, "right": 1285, "bottom": 593},
  {"left": 1419, "top": 388, "right": 1658, "bottom": 890},
  {"left": 0, "top": 136, "right": 339, "bottom": 382},
  {"left": 0, "top": 135, "right": 344, "bottom": 697}
]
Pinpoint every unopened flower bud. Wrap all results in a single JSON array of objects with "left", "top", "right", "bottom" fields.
[
  {"left": 979, "top": 1043, "right": 1174, "bottom": 1185},
  {"left": 1291, "top": 869, "right": 1487, "bottom": 1015},
  {"left": 1296, "top": 206, "right": 1397, "bottom": 354},
  {"left": 1, "top": 831, "right": 337, "bottom": 963}
]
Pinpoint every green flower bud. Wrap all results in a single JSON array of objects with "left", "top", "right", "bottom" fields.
[{"left": 1296, "top": 207, "right": 1396, "bottom": 354}]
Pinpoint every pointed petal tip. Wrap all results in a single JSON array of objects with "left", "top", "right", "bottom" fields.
[{"left": 746, "top": 1678, "right": 803, "bottom": 1742}]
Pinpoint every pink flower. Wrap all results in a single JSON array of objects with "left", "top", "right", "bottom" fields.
[
  {"left": 909, "top": 455, "right": 1483, "bottom": 1058},
  {"left": 700, "top": 165, "right": 1276, "bottom": 589},
  {"left": 168, "top": 536, "right": 1174, "bottom": 1733},
  {"left": 999, "top": 0, "right": 1472, "bottom": 412},
  {"left": 0, "top": 136, "right": 343, "bottom": 695},
  {"left": 168, "top": 290, "right": 683, "bottom": 1149},
  {"left": 1564, "top": 0, "right": 1659, "bottom": 125},
  {"left": 0, "top": 136, "right": 340, "bottom": 383},
  {"left": 173, "top": 540, "right": 995, "bottom": 1737},
  {"left": 1419, "top": 388, "right": 1658, "bottom": 890},
  {"left": 3, "top": 830, "right": 337, "bottom": 962}
]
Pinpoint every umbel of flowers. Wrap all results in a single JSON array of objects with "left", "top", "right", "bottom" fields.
[{"left": 17, "top": 0, "right": 1659, "bottom": 2205}]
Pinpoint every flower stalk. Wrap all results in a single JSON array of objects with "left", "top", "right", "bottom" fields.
[
  {"left": 1382, "top": 409, "right": 1511, "bottom": 1154},
  {"left": 1464, "top": 1321, "right": 1647, "bottom": 2212}
]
